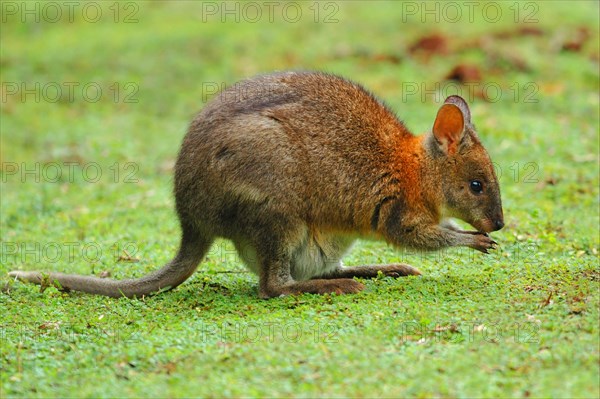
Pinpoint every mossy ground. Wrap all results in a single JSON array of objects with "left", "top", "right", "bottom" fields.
[{"left": 1, "top": 1, "right": 598, "bottom": 397}]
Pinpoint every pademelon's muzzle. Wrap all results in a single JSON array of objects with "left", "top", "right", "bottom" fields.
[
  {"left": 493, "top": 218, "right": 504, "bottom": 231},
  {"left": 491, "top": 209, "right": 505, "bottom": 232},
  {"left": 479, "top": 215, "right": 504, "bottom": 233}
]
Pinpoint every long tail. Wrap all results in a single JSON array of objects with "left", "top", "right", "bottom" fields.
[{"left": 8, "top": 230, "right": 213, "bottom": 298}]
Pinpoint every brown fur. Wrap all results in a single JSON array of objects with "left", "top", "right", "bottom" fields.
[{"left": 9, "top": 71, "right": 503, "bottom": 299}]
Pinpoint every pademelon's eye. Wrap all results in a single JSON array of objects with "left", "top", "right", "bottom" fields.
[{"left": 470, "top": 180, "right": 483, "bottom": 194}]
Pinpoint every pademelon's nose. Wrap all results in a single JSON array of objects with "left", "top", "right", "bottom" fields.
[{"left": 494, "top": 219, "right": 504, "bottom": 231}]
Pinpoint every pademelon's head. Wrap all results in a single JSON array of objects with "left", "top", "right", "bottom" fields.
[{"left": 426, "top": 95, "right": 504, "bottom": 233}]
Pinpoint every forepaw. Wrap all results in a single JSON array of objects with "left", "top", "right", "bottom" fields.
[{"left": 468, "top": 232, "right": 498, "bottom": 254}]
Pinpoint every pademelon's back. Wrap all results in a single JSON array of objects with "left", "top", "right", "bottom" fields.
[
  {"left": 193, "top": 71, "right": 408, "bottom": 142},
  {"left": 175, "top": 72, "right": 411, "bottom": 234}
]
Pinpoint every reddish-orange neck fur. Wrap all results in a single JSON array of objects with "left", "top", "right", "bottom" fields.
[{"left": 391, "top": 133, "right": 442, "bottom": 225}]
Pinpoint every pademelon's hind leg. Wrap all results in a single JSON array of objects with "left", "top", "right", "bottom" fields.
[
  {"left": 9, "top": 225, "right": 214, "bottom": 298},
  {"left": 251, "top": 227, "right": 365, "bottom": 299},
  {"left": 315, "top": 263, "right": 422, "bottom": 279}
]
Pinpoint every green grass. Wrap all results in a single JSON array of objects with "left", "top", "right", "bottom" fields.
[{"left": 1, "top": 1, "right": 599, "bottom": 397}]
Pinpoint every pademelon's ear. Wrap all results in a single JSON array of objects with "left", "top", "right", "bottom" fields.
[
  {"left": 432, "top": 96, "right": 469, "bottom": 156},
  {"left": 443, "top": 95, "right": 471, "bottom": 124}
]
